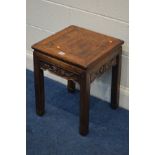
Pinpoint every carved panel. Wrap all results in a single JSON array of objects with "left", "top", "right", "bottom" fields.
[
  {"left": 39, "top": 61, "right": 79, "bottom": 82},
  {"left": 90, "top": 58, "right": 116, "bottom": 82}
]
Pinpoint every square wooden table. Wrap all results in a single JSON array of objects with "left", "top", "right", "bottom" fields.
[{"left": 32, "top": 25, "right": 124, "bottom": 136}]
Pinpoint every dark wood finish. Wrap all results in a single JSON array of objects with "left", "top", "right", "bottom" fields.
[
  {"left": 79, "top": 72, "right": 90, "bottom": 135},
  {"left": 67, "top": 80, "right": 75, "bottom": 92},
  {"left": 111, "top": 48, "right": 122, "bottom": 109},
  {"left": 33, "top": 52, "right": 45, "bottom": 116},
  {"left": 32, "top": 25, "right": 124, "bottom": 136},
  {"left": 34, "top": 51, "right": 82, "bottom": 82}
]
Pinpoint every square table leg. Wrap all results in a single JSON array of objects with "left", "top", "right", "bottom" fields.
[
  {"left": 67, "top": 80, "right": 75, "bottom": 93},
  {"left": 79, "top": 72, "right": 90, "bottom": 136},
  {"left": 33, "top": 53, "right": 45, "bottom": 116},
  {"left": 111, "top": 52, "right": 122, "bottom": 109}
]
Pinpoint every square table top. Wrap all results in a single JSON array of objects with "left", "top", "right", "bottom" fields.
[{"left": 32, "top": 25, "right": 124, "bottom": 69}]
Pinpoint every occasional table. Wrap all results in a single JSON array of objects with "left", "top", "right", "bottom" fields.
[{"left": 32, "top": 25, "right": 124, "bottom": 136}]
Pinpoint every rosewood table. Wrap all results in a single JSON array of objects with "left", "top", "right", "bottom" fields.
[{"left": 32, "top": 25, "right": 124, "bottom": 136}]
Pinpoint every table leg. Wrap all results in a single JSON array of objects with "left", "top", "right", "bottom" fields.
[
  {"left": 67, "top": 80, "right": 75, "bottom": 93},
  {"left": 33, "top": 52, "right": 45, "bottom": 116},
  {"left": 111, "top": 52, "right": 122, "bottom": 109},
  {"left": 79, "top": 73, "right": 90, "bottom": 136}
]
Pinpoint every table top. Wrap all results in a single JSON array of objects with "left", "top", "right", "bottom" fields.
[{"left": 32, "top": 25, "right": 124, "bottom": 69}]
